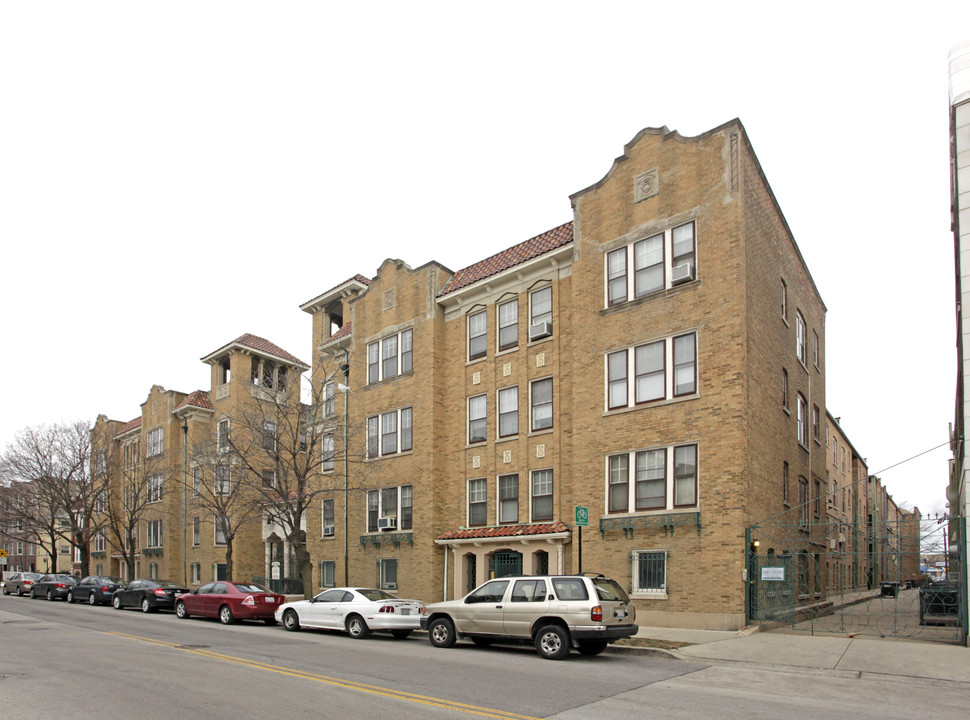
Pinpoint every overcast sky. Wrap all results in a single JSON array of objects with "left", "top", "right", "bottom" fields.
[{"left": 1, "top": 2, "right": 967, "bottom": 519}]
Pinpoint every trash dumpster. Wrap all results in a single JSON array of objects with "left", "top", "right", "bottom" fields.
[
  {"left": 880, "top": 581, "right": 899, "bottom": 598},
  {"left": 919, "top": 582, "right": 959, "bottom": 625}
]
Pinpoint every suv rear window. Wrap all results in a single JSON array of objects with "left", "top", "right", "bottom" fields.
[
  {"left": 551, "top": 578, "right": 589, "bottom": 601},
  {"left": 592, "top": 577, "right": 630, "bottom": 603}
]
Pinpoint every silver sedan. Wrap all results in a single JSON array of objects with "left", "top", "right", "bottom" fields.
[{"left": 276, "top": 587, "right": 424, "bottom": 639}]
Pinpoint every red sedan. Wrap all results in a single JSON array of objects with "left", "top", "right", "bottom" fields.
[{"left": 174, "top": 581, "right": 285, "bottom": 625}]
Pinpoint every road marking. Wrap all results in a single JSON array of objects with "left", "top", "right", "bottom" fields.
[{"left": 106, "top": 631, "right": 540, "bottom": 720}]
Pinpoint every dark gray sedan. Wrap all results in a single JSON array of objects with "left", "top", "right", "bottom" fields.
[
  {"left": 68, "top": 576, "right": 126, "bottom": 605},
  {"left": 112, "top": 579, "right": 190, "bottom": 612},
  {"left": 30, "top": 574, "right": 77, "bottom": 600}
]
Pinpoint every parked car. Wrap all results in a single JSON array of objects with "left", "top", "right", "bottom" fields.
[
  {"left": 420, "top": 573, "right": 638, "bottom": 660},
  {"left": 175, "top": 582, "right": 285, "bottom": 625},
  {"left": 30, "top": 574, "right": 77, "bottom": 601},
  {"left": 112, "top": 579, "right": 190, "bottom": 612},
  {"left": 276, "top": 587, "right": 425, "bottom": 639},
  {"left": 68, "top": 576, "right": 126, "bottom": 605},
  {"left": 1, "top": 571, "right": 43, "bottom": 596}
]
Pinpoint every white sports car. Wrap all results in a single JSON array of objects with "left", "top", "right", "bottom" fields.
[{"left": 275, "top": 587, "right": 425, "bottom": 639}]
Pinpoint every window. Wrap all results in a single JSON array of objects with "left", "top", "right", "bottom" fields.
[
  {"left": 218, "top": 419, "right": 230, "bottom": 451},
  {"left": 262, "top": 422, "right": 276, "bottom": 451},
  {"left": 147, "top": 428, "right": 163, "bottom": 457},
  {"left": 606, "top": 332, "right": 696, "bottom": 409},
  {"left": 498, "top": 474, "right": 518, "bottom": 524},
  {"left": 607, "top": 444, "right": 698, "bottom": 513},
  {"left": 511, "top": 578, "right": 546, "bottom": 602},
  {"left": 498, "top": 299, "right": 518, "bottom": 351},
  {"left": 378, "top": 558, "right": 397, "bottom": 590},
  {"left": 468, "top": 395, "right": 487, "bottom": 443},
  {"left": 798, "top": 477, "right": 809, "bottom": 527},
  {"left": 366, "top": 484, "right": 412, "bottom": 532},
  {"left": 192, "top": 517, "right": 200, "bottom": 546},
  {"left": 781, "top": 279, "right": 788, "bottom": 321},
  {"left": 813, "top": 479, "right": 821, "bottom": 519},
  {"left": 783, "top": 462, "right": 790, "bottom": 505},
  {"left": 214, "top": 516, "right": 228, "bottom": 545},
  {"left": 530, "top": 286, "right": 552, "bottom": 328},
  {"left": 796, "top": 311, "right": 806, "bottom": 365},
  {"left": 468, "top": 478, "right": 487, "bottom": 526},
  {"left": 367, "top": 329, "right": 413, "bottom": 384},
  {"left": 149, "top": 562, "right": 158, "bottom": 579},
  {"left": 498, "top": 386, "right": 518, "bottom": 437},
  {"left": 530, "top": 378, "right": 553, "bottom": 431},
  {"left": 322, "top": 499, "right": 334, "bottom": 536},
  {"left": 262, "top": 470, "right": 275, "bottom": 487},
  {"left": 812, "top": 405, "right": 820, "bottom": 443},
  {"left": 812, "top": 330, "right": 820, "bottom": 369},
  {"left": 468, "top": 311, "right": 487, "bottom": 361},
  {"left": 93, "top": 532, "right": 106, "bottom": 552},
  {"left": 632, "top": 550, "right": 666, "bottom": 595},
  {"left": 191, "top": 563, "right": 201, "bottom": 584},
  {"left": 214, "top": 563, "right": 227, "bottom": 581},
  {"left": 320, "top": 561, "right": 335, "bottom": 588},
  {"left": 782, "top": 368, "right": 789, "bottom": 409},
  {"left": 321, "top": 434, "right": 335, "bottom": 472},
  {"left": 214, "top": 466, "right": 230, "bottom": 495},
  {"left": 323, "top": 381, "right": 335, "bottom": 418},
  {"left": 147, "top": 519, "right": 162, "bottom": 548},
  {"left": 606, "top": 221, "right": 696, "bottom": 307},
  {"left": 94, "top": 451, "right": 107, "bottom": 476},
  {"left": 124, "top": 440, "right": 139, "bottom": 469},
  {"left": 797, "top": 394, "right": 807, "bottom": 447},
  {"left": 147, "top": 474, "right": 163, "bottom": 503},
  {"left": 366, "top": 407, "right": 412, "bottom": 458},
  {"left": 192, "top": 468, "right": 201, "bottom": 497},
  {"left": 530, "top": 469, "right": 553, "bottom": 522}
]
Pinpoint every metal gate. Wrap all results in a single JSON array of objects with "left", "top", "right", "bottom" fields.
[{"left": 746, "top": 515, "right": 966, "bottom": 642}]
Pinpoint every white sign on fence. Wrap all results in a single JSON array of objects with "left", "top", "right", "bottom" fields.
[{"left": 761, "top": 566, "right": 786, "bottom": 582}]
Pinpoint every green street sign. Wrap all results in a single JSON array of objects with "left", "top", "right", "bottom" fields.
[{"left": 575, "top": 506, "right": 589, "bottom": 527}]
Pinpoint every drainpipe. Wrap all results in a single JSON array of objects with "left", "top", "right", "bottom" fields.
[
  {"left": 181, "top": 417, "right": 188, "bottom": 586},
  {"left": 342, "top": 349, "right": 350, "bottom": 587}
]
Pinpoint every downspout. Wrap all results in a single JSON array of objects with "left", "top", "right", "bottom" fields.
[
  {"left": 342, "top": 348, "right": 350, "bottom": 587},
  {"left": 181, "top": 417, "right": 188, "bottom": 586}
]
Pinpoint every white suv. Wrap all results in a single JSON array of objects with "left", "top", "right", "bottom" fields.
[{"left": 420, "top": 573, "right": 637, "bottom": 660}]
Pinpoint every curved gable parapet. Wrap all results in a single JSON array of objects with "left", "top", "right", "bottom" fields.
[{"left": 569, "top": 120, "right": 743, "bottom": 205}]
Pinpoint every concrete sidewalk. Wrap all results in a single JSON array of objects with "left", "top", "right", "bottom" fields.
[{"left": 631, "top": 625, "right": 970, "bottom": 684}]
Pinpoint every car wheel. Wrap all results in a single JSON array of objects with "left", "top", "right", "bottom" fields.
[
  {"left": 391, "top": 630, "right": 412, "bottom": 640},
  {"left": 113, "top": 595, "right": 122, "bottom": 609},
  {"left": 219, "top": 605, "right": 235, "bottom": 625},
  {"left": 471, "top": 637, "right": 494, "bottom": 647},
  {"left": 47, "top": 590, "right": 55, "bottom": 601},
  {"left": 346, "top": 614, "right": 370, "bottom": 639},
  {"left": 282, "top": 610, "right": 300, "bottom": 631},
  {"left": 2, "top": 585, "right": 9, "bottom": 595},
  {"left": 535, "top": 624, "right": 571, "bottom": 660},
  {"left": 88, "top": 593, "right": 97, "bottom": 606},
  {"left": 175, "top": 601, "right": 189, "bottom": 619},
  {"left": 17, "top": 587, "right": 24, "bottom": 597},
  {"left": 141, "top": 598, "right": 153, "bottom": 613},
  {"left": 428, "top": 617, "right": 456, "bottom": 648},
  {"left": 577, "top": 640, "right": 609, "bottom": 656},
  {"left": 67, "top": 591, "right": 75, "bottom": 604}
]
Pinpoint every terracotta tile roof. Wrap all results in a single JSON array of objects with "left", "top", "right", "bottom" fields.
[
  {"left": 321, "top": 322, "right": 352, "bottom": 346},
  {"left": 436, "top": 520, "right": 571, "bottom": 542},
  {"left": 115, "top": 417, "right": 142, "bottom": 438},
  {"left": 202, "top": 333, "right": 309, "bottom": 369},
  {"left": 301, "top": 274, "right": 372, "bottom": 308},
  {"left": 437, "top": 223, "right": 573, "bottom": 297},
  {"left": 175, "top": 390, "right": 213, "bottom": 412}
]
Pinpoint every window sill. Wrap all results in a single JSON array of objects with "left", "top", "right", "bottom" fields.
[
  {"left": 527, "top": 335, "right": 554, "bottom": 348},
  {"left": 495, "top": 435, "right": 518, "bottom": 444},
  {"left": 365, "top": 450, "right": 414, "bottom": 462},
  {"left": 602, "top": 393, "right": 699, "bottom": 417},
  {"left": 631, "top": 591, "right": 668, "bottom": 600},
  {"left": 364, "top": 370, "right": 414, "bottom": 389},
  {"left": 496, "top": 347, "right": 518, "bottom": 358},
  {"left": 600, "top": 278, "right": 700, "bottom": 315},
  {"left": 466, "top": 356, "right": 487, "bottom": 367},
  {"left": 528, "top": 428, "right": 554, "bottom": 437}
]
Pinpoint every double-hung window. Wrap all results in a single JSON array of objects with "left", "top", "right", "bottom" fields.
[
  {"left": 468, "top": 311, "right": 487, "bottom": 361},
  {"left": 214, "top": 466, "right": 230, "bottom": 495},
  {"left": 366, "top": 485, "right": 412, "bottom": 532},
  {"left": 323, "top": 382, "right": 335, "bottom": 418},
  {"left": 529, "top": 286, "right": 552, "bottom": 333},
  {"left": 321, "top": 434, "right": 335, "bottom": 472},
  {"left": 530, "top": 378, "right": 553, "bottom": 431},
  {"left": 147, "top": 428, "right": 163, "bottom": 457},
  {"left": 262, "top": 422, "right": 276, "bottom": 451},
  {"left": 796, "top": 312, "right": 806, "bottom": 366},
  {"left": 214, "top": 516, "right": 228, "bottom": 545},
  {"left": 366, "top": 407, "right": 412, "bottom": 458},
  {"left": 608, "top": 444, "right": 698, "bottom": 512},
  {"left": 192, "top": 517, "right": 200, "bottom": 546},
  {"left": 367, "top": 329, "right": 413, "bottom": 384},
  {"left": 147, "top": 474, "right": 163, "bottom": 503},
  {"left": 498, "top": 387, "right": 518, "bottom": 437},
  {"left": 498, "top": 299, "right": 518, "bottom": 351},
  {"left": 498, "top": 474, "right": 518, "bottom": 524},
  {"left": 319, "top": 561, "right": 335, "bottom": 588},
  {"left": 322, "top": 499, "right": 334, "bottom": 537},
  {"left": 217, "top": 419, "right": 230, "bottom": 451},
  {"left": 797, "top": 394, "right": 807, "bottom": 447},
  {"left": 606, "top": 221, "right": 696, "bottom": 307},
  {"left": 379, "top": 558, "right": 398, "bottom": 590},
  {"left": 468, "top": 478, "right": 487, "bottom": 526},
  {"left": 606, "top": 332, "right": 695, "bottom": 409},
  {"left": 468, "top": 395, "right": 487, "bottom": 443},
  {"left": 147, "top": 519, "right": 162, "bottom": 548},
  {"left": 531, "top": 469, "right": 553, "bottom": 522}
]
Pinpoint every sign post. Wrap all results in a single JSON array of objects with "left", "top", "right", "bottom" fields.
[{"left": 575, "top": 506, "right": 589, "bottom": 573}]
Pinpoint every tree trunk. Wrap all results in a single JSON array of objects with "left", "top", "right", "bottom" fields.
[{"left": 225, "top": 541, "right": 234, "bottom": 582}]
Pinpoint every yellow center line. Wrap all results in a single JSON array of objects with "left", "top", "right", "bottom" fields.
[{"left": 105, "top": 631, "right": 540, "bottom": 720}]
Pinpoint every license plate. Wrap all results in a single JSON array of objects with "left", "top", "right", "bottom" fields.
[
  {"left": 615, "top": 609, "right": 626, "bottom": 619},
  {"left": 401, "top": 608, "right": 410, "bottom": 615},
  {"left": 265, "top": 597, "right": 275, "bottom": 603}
]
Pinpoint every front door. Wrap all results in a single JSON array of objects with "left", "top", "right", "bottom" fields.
[{"left": 490, "top": 550, "right": 522, "bottom": 578}]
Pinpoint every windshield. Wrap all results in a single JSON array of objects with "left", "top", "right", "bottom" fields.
[
  {"left": 592, "top": 577, "right": 630, "bottom": 603},
  {"left": 357, "top": 589, "right": 399, "bottom": 602},
  {"left": 233, "top": 583, "right": 270, "bottom": 593},
  {"left": 155, "top": 580, "right": 185, "bottom": 588}
]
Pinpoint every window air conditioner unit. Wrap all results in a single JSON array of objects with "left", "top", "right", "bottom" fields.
[
  {"left": 671, "top": 263, "right": 694, "bottom": 285},
  {"left": 378, "top": 517, "right": 397, "bottom": 530},
  {"left": 323, "top": 526, "right": 335, "bottom": 537},
  {"left": 529, "top": 321, "right": 552, "bottom": 341}
]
